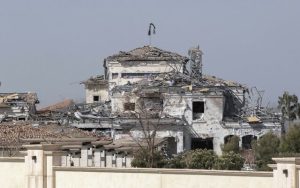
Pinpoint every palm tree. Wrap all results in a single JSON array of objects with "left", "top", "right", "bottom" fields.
[{"left": 278, "top": 91, "right": 299, "bottom": 134}]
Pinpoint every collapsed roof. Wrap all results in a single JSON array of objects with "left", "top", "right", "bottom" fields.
[
  {"left": 81, "top": 75, "right": 108, "bottom": 86},
  {"left": 106, "top": 46, "right": 189, "bottom": 62}
]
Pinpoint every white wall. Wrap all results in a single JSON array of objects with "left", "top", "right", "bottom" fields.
[
  {"left": 54, "top": 167, "right": 273, "bottom": 188},
  {"left": 0, "top": 157, "right": 25, "bottom": 188},
  {"left": 85, "top": 85, "right": 108, "bottom": 103},
  {"left": 107, "top": 61, "right": 183, "bottom": 89}
]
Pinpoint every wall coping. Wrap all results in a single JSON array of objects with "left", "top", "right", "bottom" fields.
[
  {"left": 272, "top": 157, "right": 300, "bottom": 164},
  {"left": 53, "top": 166, "right": 273, "bottom": 177},
  {"left": 22, "top": 144, "right": 62, "bottom": 151},
  {"left": 0, "top": 157, "right": 25, "bottom": 162}
]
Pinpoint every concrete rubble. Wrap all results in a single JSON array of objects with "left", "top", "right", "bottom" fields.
[
  {"left": 0, "top": 45, "right": 282, "bottom": 167},
  {"left": 75, "top": 45, "right": 281, "bottom": 156},
  {"left": 0, "top": 92, "right": 39, "bottom": 122}
]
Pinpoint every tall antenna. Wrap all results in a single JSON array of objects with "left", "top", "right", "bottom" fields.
[{"left": 148, "top": 23, "right": 156, "bottom": 46}]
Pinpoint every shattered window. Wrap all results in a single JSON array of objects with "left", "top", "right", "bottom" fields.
[
  {"left": 124, "top": 103, "right": 135, "bottom": 111},
  {"left": 191, "top": 138, "right": 213, "bottom": 150},
  {"left": 193, "top": 101, "right": 204, "bottom": 120},
  {"left": 93, "top": 96, "right": 100, "bottom": 102},
  {"left": 121, "top": 73, "right": 159, "bottom": 79},
  {"left": 112, "top": 73, "right": 118, "bottom": 79}
]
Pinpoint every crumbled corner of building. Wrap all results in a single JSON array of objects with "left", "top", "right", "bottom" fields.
[{"left": 0, "top": 45, "right": 282, "bottom": 168}]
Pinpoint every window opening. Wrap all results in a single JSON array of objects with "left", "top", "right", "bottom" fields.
[
  {"left": 191, "top": 138, "right": 213, "bottom": 150},
  {"left": 193, "top": 101, "right": 205, "bottom": 120},
  {"left": 93, "top": 96, "right": 100, "bottom": 102},
  {"left": 124, "top": 103, "right": 135, "bottom": 111}
]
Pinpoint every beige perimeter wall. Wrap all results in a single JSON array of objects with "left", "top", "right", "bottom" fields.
[
  {"left": 54, "top": 167, "right": 273, "bottom": 188},
  {"left": 0, "top": 157, "right": 25, "bottom": 188}
]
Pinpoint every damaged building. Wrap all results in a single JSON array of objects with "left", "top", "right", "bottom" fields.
[
  {"left": 0, "top": 92, "right": 39, "bottom": 122},
  {"left": 78, "top": 45, "right": 281, "bottom": 155}
]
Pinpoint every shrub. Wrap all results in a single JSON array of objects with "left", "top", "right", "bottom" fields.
[
  {"left": 164, "top": 153, "right": 186, "bottom": 168},
  {"left": 222, "top": 136, "right": 240, "bottom": 154},
  {"left": 214, "top": 151, "right": 244, "bottom": 170},
  {"left": 181, "top": 149, "right": 217, "bottom": 169},
  {"left": 131, "top": 149, "right": 166, "bottom": 168}
]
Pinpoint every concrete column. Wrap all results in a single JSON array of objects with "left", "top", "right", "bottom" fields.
[
  {"left": 184, "top": 132, "right": 191, "bottom": 151},
  {"left": 72, "top": 155, "right": 80, "bottom": 167},
  {"left": 126, "top": 155, "right": 133, "bottom": 168},
  {"left": 94, "top": 149, "right": 101, "bottom": 167},
  {"left": 45, "top": 151, "right": 64, "bottom": 188},
  {"left": 24, "top": 144, "right": 64, "bottom": 188},
  {"left": 106, "top": 151, "right": 113, "bottom": 168},
  {"left": 116, "top": 153, "right": 123, "bottom": 168},
  {"left": 66, "top": 154, "right": 71, "bottom": 167},
  {"left": 213, "top": 137, "right": 222, "bottom": 155},
  {"left": 61, "top": 155, "right": 67, "bottom": 167},
  {"left": 80, "top": 146, "right": 88, "bottom": 167},
  {"left": 176, "top": 132, "right": 184, "bottom": 153},
  {"left": 271, "top": 158, "right": 300, "bottom": 188}
]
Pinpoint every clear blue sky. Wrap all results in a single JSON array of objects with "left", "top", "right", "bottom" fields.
[{"left": 0, "top": 0, "right": 299, "bottom": 107}]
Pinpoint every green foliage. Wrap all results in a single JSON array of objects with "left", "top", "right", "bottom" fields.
[
  {"left": 164, "top": 149, "right": 217, "bottom": 169},
  {"left": 164, "top": 153, "right": 186, "bottom": 169},
  {"left": 278, "top": 91, "right": 300, "bottom": 121},
  {"left": 213, "top": 151, "right": 244, "bottom": 170},
  {"left": 280, "top": 125, "right": 300, "bottom": 153},
  {"left": 252, "top": 132, "right": 280, "bottom": 171},
  {"left": 222, "top": 136, "right": 240, "bottom": 154},
  {"left": 165, "top": 149, "right": 244, "bottom": 170},
  {"left": 131, "top": 148, "right": 166, "bottom": 168},
  {"left": 182, "top": 149, "right": 217, "bottom": 169}
]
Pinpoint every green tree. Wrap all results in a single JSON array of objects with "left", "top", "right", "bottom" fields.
[
  {"left": 213, "top": 151, "right": 244, "bottom": 170},
  {"left": 280, "top": 125, "right": 300, "bottom": 153},
  {"left": 252, "top": 132, "right": 280, "bottom": 171},
  {"left": 278, "top": 92, "right": 300, "bottom": 133},
  {"left": 222, "top": 136, "right": 240, "bottom": 154}
]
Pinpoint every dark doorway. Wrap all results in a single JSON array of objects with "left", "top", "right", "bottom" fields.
[
  {"left": 242, "top": 135, "right": 257, "bottom": 149},
  {"left": 191, "top": 138, "right": 213, "bottom": 150},
  {"left": 165, "top": 137, "right": 177, "bottom": 156}
]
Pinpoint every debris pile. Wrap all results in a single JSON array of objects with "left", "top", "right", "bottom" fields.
[
  {"left": 0, "top": 93, "right": 39, "bottom": 122},
  {"left": 106, "top": 46, "right": 189, "bottom": 62},
  {"left": 35, "top": 99, "right": 74, "bottom": 123}
]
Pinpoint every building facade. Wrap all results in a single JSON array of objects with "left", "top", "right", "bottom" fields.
[{"left": 78, "top": 45, "right": 281, "bottom": 155}]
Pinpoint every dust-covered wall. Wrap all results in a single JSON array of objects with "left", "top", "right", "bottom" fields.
[
  {"left": 85, "top": 84, "right": 109, "bottom": 103},
  {"left": 107, "top": 61, "right": 183, "bottom": 89}
]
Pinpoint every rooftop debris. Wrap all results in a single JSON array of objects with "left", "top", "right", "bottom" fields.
[
  {"left": 106, "top": 46, "right": 189, "bottom": 62},
  {"left": 80, "top": 75, "right": 108, "bottom": 86},
  {"left": 0, "top": 93, "right": 39, "bottom": 122},
  {"left": 35, "top": 99, "right": 74, "bottom": 123}
]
